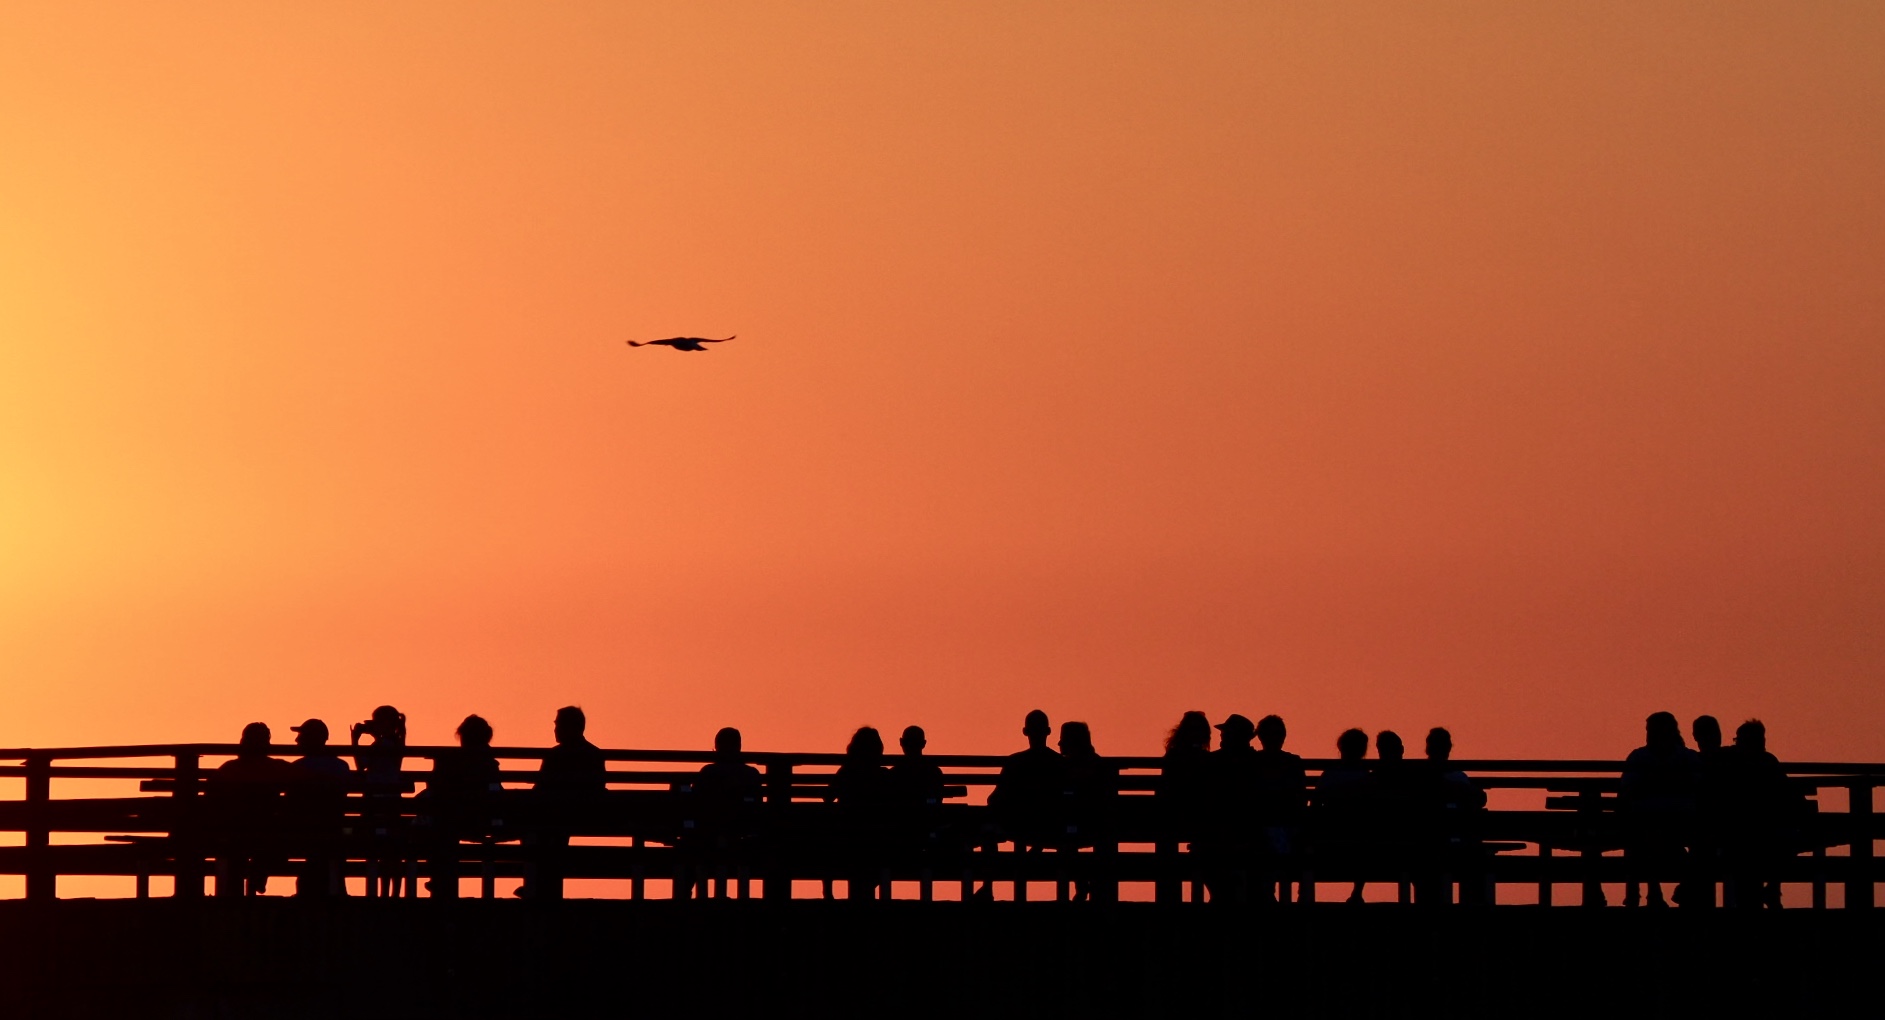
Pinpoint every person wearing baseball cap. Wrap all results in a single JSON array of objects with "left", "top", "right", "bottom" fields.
[
  {"left": 291, "top": 719, "right": 350, "bottom": 779},
  {"left": 286, "top": 719, "right": 349, "bottom": 897}
]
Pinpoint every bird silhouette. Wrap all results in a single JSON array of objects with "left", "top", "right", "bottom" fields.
[{"left": 627, "top": 335, "right": 735, "bottom": 352}]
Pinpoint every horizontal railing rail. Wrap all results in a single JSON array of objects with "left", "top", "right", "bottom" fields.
[{"left": 0, "top": 743, "right": 1875, "bottom": 909}]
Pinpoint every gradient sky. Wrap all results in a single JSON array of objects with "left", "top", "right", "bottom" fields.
[{"left": 2, "top": 2, "right": 1881, "bottom": 760}]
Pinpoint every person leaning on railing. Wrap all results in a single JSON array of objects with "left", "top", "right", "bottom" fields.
[
  {"left": 1249, "top": 715, "right": 1307, "bottom": 904},
  {"left": 287, "top": 718, "right": 351, "bottom": 898},
  {"left": 1202, "top": 713, "right": 1263, "bottom": 903},
  {"left": 1058, "top": 721, "right": 1118, "bottom": 902},
  {"left": 1717, "top": 719, "right": 1806, "bottom": 909},
  {"left": 1620, "top": 711, "right": 1701, "bottom": 908},
  {"left": 350, "top": 705, "right": 410, "bottom": 896},
  {"left": 418, "top": 714, "right": 502, "bottom": 900},
  {"left": 1415, "top": 726, "right": 1486, "bottom": 906},
  {"left": 1314, "top": 728, "right": 1375, "bottom": 903},
  {"left": 832, "top": 726, "right": 897, "bottom": 901},
  {"left": 520, "top": 705, "right": 607, "bottom": 900},
  {"left": 680, "top": 726, "right": 763, "bottom": 899},
  {"left": 208, "top": 722, "right": 297, "bottom": 896},
  {"left": 889, "top": 725, "right": 947, "bottom": 853}
]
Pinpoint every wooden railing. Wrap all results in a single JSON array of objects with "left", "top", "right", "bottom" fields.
[{"left": 0, "top": 745, "right": 1878, "bottom": 907}]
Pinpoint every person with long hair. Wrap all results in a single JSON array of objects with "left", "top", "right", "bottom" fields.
[
  {"left": 350, "top": 705, "right": 409, "bottom": 896},
  {"left": 833, "top": 726, "right": 895, "bottom": 900},
  {"left": 1157, "top": 710, "right": 1212, "bottom": 902},
  {"left": 421, "top": 714, "right": 502, "bottom": 900},
  {"left": 1060, "top": 721, "right": 1117, "bottom": 902}
]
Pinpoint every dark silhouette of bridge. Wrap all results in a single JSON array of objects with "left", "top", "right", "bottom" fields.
[{"left": 0, "top": 739, "right": 1876, "bottom": 909}]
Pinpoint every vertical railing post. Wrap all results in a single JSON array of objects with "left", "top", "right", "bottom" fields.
[
  {"left": 24, "top": 753, "right": 52, "bottom": 901},
  {"left": 763, "top": 761, "right": 793, "bottom": 901},
  {"left": 1847, "top": 781, "right": 1874, "bottom": 909},
  {"left": 173, "top": 753, "right": 203, "bottom": 899},
  {"left": 1577, "top": 788, "right": 1606, "bottom": 907}
]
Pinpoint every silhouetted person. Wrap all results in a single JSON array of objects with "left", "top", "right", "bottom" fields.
[
  {"left": 1361, "top": 729, "right": 1416, "bottom": 901},
  {"left": 288, "top": 719, "right": 350, "bottom": 898},
  {"left": 684, "top": 726, "right": 763, "bottom": 899},
  {"left": 1204, "top": 714, "right": 1264, "bottom": 902},
  {"left": 210, "top": 722, "right": 295, "bottom": 896},
  {"left": 422, "top": 715, "right": 502, "bottom": 899},
  {"left": 833, "top": 726, "right": 895, "bottom": 900},
  {"left": 1685, "top": 714, "right": 1728, "bottom": 907},
  {"left": 429, "top": 714, "right": 502, "bottom": 801},
  {"left": 973, "top": 710, "right": 1067, "bottom": 901},
  {"left": 890, "top": 725, "right": 946, "bottom": 809},
  {"left": 833, "top": 726, "right": 895, "bottom": 809},
  {"left": 1372, "top": 729, "right": 1416, "bottom": 811},
  {"left": 1718, "top": 719, "right": 1801, "bottom": 908},
  {"left": 1314, "top": 727, "right": 1374, "bottom": 903},
  {"left": 1423, "top": 728, "right": 1485, "bottom": 813},
  {"left": 1249, "top": 715, "right": 1307, "bottom": 903},
  {"left": 1059, "top": 721, "right": 1118, "bottom": 902},
  {"left": 524, "top": 706, "right": 607, "bottom": 900},
  {"left": 890, "top": 725, "right": 949, "bottom": 859},
  {"left": 350, "top": 705, "right": 407, "bottom": 787},
  {"left": 989, "top": 710, "right": 1068, "bottom": 845},
  {"left": 292, "top": 719, "right": 350, "bottom": 781},
  {"left": 1156, "top": 711, "right": 1213, "bottom": 903},
  {"left": 1693, "top": 715, "right": 1723, "bottom": 756},
  {"left": 537, "top": 706, "right": 608, "bottom": 795},
  {"left": 1620, "top": 711, "right": 1700, "bottom": 908},
  {"left": 350, "top": 705, "right": 409, "bottom": 896},
  {"left": 1159, "top": 711, "right": 1214, "bottom": 842},
  {"left": 694, "top": 726, "right": 763, "bottom": 809},
  {"left": 1418, "top": 726, "right": 1486, "bottom": 905}
]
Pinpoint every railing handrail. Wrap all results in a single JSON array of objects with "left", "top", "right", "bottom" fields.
[{"left": 2, "top": 744, "right": 1883, "bottom": 777}]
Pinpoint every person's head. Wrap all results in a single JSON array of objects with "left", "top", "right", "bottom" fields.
[
  {"left": 1059, "top": 721, "right": 1094, "bottom": 757},
  {"left": 291, "top": 719, "right": 329, "bottom": 749},
  {"left": 1216, "top": 714, "right": 1256, "bottom": 749},
  {"left": 1256, "top": 715, "right": 1287, "bottom": 751},
  {"left": 370, "top": 705, "right": 405, "bottom": 740},
  {"left": 1692, "top": 715, "right": 1722, "bottom": 753},
  {"left": 455, "top": 714, "right": 493, "bottom": 748},
  {"left": 900, "top": 725, "right": 927, "bottom": 755},
  {"left": 1645, "top": 711, "right": 1683, "bottom": 750},
  {"left": 714, "top": 726, "right": 742, "bottom": 757},
  {"left": 1336, "top": 728, "right": 1369, "bottom": 761},
  {"left": 847, "top": 726, "right": 884, "bottom": 760},
  {"left": 1734, "top": 718, "right": 1767, "bottom": 753},
  {"left": 1165, "top": 711, "right": 1212, "bottom": 755},
  {"left": 1376, "top": 730, "right": 1404, "bottom": 760},
  {"left": 554, "top": 706, "right": 587, "bottom": 744},
  {"left": 1022, "top": 709, "right": 1051, "bottom": 747},
  {"left": 239, "top": 722, "right": 271, "bottom": 753},
  {"left": 1425, "top": 727, "right": 1453, "bottom": 761}
]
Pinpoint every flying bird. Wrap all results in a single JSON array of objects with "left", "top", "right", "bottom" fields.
[{"left": 627, "top": 335, "right": 735, "bottom": 352}]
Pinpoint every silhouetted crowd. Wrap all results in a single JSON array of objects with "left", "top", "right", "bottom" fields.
[{"left": 202, "top": 705, "right": 1810, "bottom": 907}]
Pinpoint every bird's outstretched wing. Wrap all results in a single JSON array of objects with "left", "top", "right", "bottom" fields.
[{"left": 626, "top": 335, "right": 736, "bottom": 347}]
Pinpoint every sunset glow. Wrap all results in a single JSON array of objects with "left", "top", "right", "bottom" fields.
[{"left": 2, "top": 3, "right": 1881, "bottom": 762}]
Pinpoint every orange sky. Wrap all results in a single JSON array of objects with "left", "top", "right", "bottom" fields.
[{"left": 1, "top": 2, "right": 1881, "bottom": 761}]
